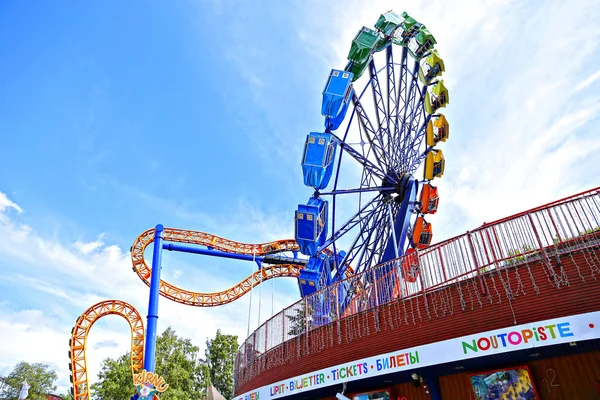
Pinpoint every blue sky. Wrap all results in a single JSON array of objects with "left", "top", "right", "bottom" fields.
[{"left": 1, "top": 0, "right": 600, "bottom": 395}]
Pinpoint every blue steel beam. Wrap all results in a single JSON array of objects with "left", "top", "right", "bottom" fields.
[
  {"left": 318, "top": 186, "right": 395, "bottom": 196},
  {"left": 163, "top": 242, "right": 265, "bottom": 263},
  {"left": 162, "top": 243, "right": 307, "bottom": 266}
]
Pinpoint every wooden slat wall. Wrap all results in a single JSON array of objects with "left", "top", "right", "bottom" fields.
[
  {"left": 237, "top": 250, "right": 600, "bottom": 395},
  {"left": 529, "top": 351, "right": 600, "bottom": 399},
  {"left": 439, "top": 373, "right": 472, "bottom": 399},
  {"left": 435, "top": 352, "right": 600, "bottom": 399},
  {"left": 391, "top": 381, "right": 429, "bottom": 400}
]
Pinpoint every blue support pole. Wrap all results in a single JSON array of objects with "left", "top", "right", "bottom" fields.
[{"left": 143, "top": 224, "right": 164, "bottom": 372}]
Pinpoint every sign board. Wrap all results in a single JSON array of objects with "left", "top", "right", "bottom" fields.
[{"left": 234, "top": 311, "right": 600, "bottom": 399}]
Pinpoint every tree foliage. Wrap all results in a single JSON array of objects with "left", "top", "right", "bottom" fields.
[
  {"left": 90, "top": 353, "right": 133, "bottom": 400},
  {"left": 0, "top": 361, "right": 57, "bottom": 400},
  {"left": 90, "top": 327, "right": 238, "bottom": 399},
  {"left": 201, "top": 330, "right": 238, "bottom": 400},
  {"left": 285, "top": 302, "right": 312, "bottom": 336},
  {"left": 91, "top": 327, "right": 204, "bottom": 400},
  {"left": 153, "top": 327, "right": 204, "bottom": 400}
]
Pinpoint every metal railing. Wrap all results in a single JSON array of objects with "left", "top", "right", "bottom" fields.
[{"left": 234, "top": 187, "right": 600, "bottom": 385}]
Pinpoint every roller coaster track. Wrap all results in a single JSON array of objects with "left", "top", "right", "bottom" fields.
[
  {"left": 69, "top": 228, "right": 355, "bottom": 398},
  {"left": 69, "top": 300, "right": 144, "bottom": 400},
  {"left": 130, "top": 227, "right": 354, "bottom": 307}
]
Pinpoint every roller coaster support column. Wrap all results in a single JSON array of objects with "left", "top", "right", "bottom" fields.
[{"left": 144, "top": 224, "right": 165, "bottom": 372}]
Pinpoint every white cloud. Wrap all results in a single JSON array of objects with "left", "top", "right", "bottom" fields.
[
  {"left": 0, "top": 192, "right": 299, "bottom": 395},
  {"left": 575, "top": 70, "right": 600, "bottom": 92},
  {"left": 73, "top": 234, "right": 105, "bottom": 255},
  {"left": 0, "top": 192, "right": 23, "bottom": 214}
]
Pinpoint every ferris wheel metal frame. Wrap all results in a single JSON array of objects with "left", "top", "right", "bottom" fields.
[{"left": 294, "top": 10, "right": 450, "bottom": 309}]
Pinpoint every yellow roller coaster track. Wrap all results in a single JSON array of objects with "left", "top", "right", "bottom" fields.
[
  {"left": 130, "top": 227, "right": 353, "bottom": 307},
  {"left": 69, "top": 300, "right": 144, "bottom": 400}
]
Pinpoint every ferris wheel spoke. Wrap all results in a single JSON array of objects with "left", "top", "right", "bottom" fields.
[
  {"left": 334, "top": 200, "right": 387, "bottom": 279},
  {"left": 386, "top": 46, "right": 397, "bottom": 157},
  {"left": 399, "top": 60, "right": 419, "bottom": 134},
  {"left": 332, "top": 133, "right": 386, "bottom": 182},
  {"left": 412, "top": 145, "right": 435, "bottom": 175},
  {"left": 390, "top": 48, "right": 409, "bottom": 170},
  {"left": 339, "top": 200, "right": 388, "bottom": 274},
  {"left": 319, "top": 186, "right": 395, "bottom": 196},
  {"left": 405, "top": 88, "right": 428, "bottom": 161},
  {"left": 351, "top": 93, "right": 389, "bottom": 172},
  {"left": 359, "top": 210, "right": 392, "bottom": 274},
  {"left": 368, "top": 59, "right": 390, "bottom": 155},
  {"left": 319, "top": 194, "right": 384, "bottom": 251},
  {"left": 402, "top": 108, "right": 427, "bottom": 172},
  {"left": 406, "top": 115, "right": 433, "bottom": 173},
  {"left": 399, "top": 59, "right": 422, "bottom": 138},
  {"left": 399, "top": 68, "right": 426, "bottom": 171},
  {"left": 397, "top": 63, "right": 420, "bottom": 171}
]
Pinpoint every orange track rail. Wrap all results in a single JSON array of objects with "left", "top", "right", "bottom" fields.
[
  {"left": 130, "top": 227, "right": 303, "bottom": 306},
  {"left": 69, "top": 300, "right": 144, "bottom": 400},
  {"left": 130, "top": 227, "right": 354, "bottom": 306},
  {"left": 70, "top": 228, "right": 353, "bottom": 398}
]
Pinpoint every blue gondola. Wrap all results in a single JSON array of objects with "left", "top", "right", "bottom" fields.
[
  {"left": 321, "top": 69, "right": 354, "bottom": 131},
  {"left": 298, "top": 254, "right": 330, "bottom": 297},
  {"left": 295, "top": 197, "right": 328, "bottom": 256},
  {"left": 301, "top": 132, "right": 338, "bottom": 189}
]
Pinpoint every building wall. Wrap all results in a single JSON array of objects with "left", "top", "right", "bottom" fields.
[
  {"left": 237, "top": 249, "right": 600, "bottom": 394},
  {"left": 439, "top": 351, "right": 600, "bottom": 399},
  {"left": 319, "top": 352, "right": 600, "bottom": 399},
  {"left": 439, "top": 373, "right": 471, "bottom": 399},
  {"left": 529, "top": 351, "right": 600, "bottom": 399}
]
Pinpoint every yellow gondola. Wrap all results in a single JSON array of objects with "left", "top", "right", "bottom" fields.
[
  {"left": 418, "top": 49, "right": 445, "bottom": 85},
  {"left": 424, "top": 80, "right": 449, "bottom": 114},
  {"left": 426, "top": 114, "right": 449, "bottom": 146},
  {"left": 424, "top": 149, "right": 445, "bottom": 180}
]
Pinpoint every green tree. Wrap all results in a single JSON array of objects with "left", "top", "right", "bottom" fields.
[
  {"left": 91, "top": 327, "right": 204, "bottom": 400},
  {"left": 90, "top": 353, "right": 132, "bottom": 400},
  {"left": 0, "top": 361, "right": 57, "bottom": 400},
  {"left": 201, "top": 330, "right": 238, "bottom": 400},
  {"left": 285, "top": 302, "right": 312, "bottom": 336},
  {"left": 154, "top": 327, "right": 204, "bottom": 400}
]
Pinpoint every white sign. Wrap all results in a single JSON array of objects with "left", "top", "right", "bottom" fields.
[{"left": 234, "top": 310, "right": 600, "bottom": 399}]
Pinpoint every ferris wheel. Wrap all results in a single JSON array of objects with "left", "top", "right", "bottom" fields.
[{"left": 294, "top": 10, "right": 450, "bottom": 306}]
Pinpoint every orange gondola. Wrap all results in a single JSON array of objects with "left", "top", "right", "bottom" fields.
[
  {"left": 420, "top": 184, "right": 439, "bottom": 214},
  {"left": 413, "top": 217, "right": 433, "bottom": 249},
  {"left": 402, "top": 248, "right": 420, "bottom": 283}
]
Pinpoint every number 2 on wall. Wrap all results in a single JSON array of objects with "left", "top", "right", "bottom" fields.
[{"left": 541, "top": 368, "right": 560, "bottom": 394}]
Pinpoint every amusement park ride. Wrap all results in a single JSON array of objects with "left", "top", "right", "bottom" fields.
[{"left": 68, "top": 10, "right": 450, "bottom": 400}]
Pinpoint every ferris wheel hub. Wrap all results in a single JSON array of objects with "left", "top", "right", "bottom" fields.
[{"left": 381, "top": 173, "right": 415, "bottom": 204}]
